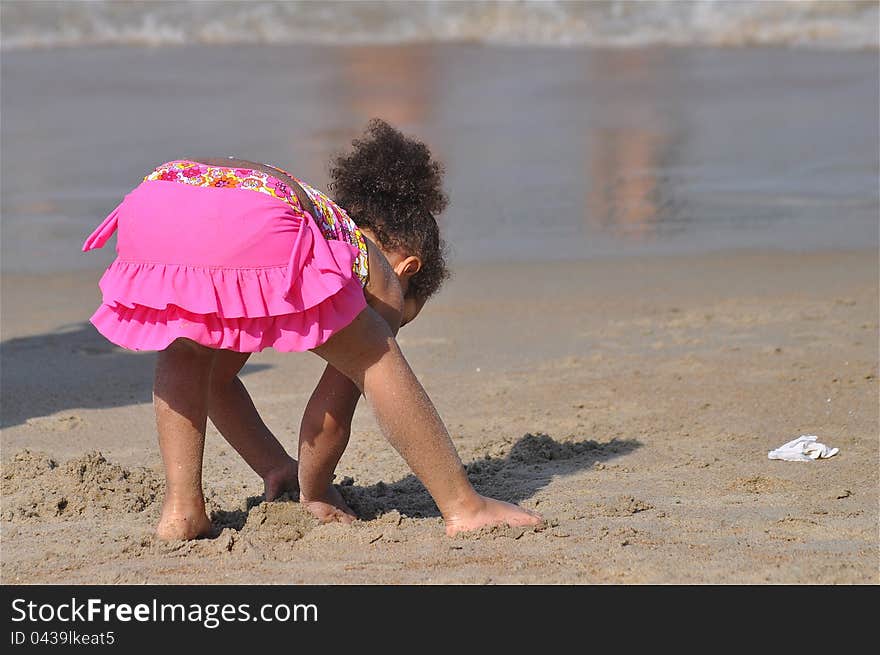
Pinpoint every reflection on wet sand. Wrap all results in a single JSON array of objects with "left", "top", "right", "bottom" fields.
[
  {"left": 1, "top": 45, "right": 874, "bottom": 273},
  {"left": 299, "top": 45, "right": 437, "bottom": 178},
  {"left": 338, "top": 45, "right": 435, "bottom": 126},
  {"left": 584, "top": 50, "right": 680, "bottom": 242}
]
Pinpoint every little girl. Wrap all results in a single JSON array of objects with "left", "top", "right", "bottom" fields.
[{"left": 82, "top": 119, "right": 541, "bottom": 540}]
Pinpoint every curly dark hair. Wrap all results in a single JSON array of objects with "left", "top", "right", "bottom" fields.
[{"left": 328, "top": 119, "right": 450, "bottom": 301}]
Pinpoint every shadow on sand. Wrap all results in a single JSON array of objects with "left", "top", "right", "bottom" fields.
[
  {"left": 0, "top": 321, "right": 271, "bottom": 429},
  {"left": 341, "top": 432, "right": 642, "bottom": 520},
  {"left": 212, "top": 432, "right": 642, "bottom": 531}
]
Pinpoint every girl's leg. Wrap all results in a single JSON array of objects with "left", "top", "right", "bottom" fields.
[
  {"left": 153, "top": 338, "right": 215, "bottom": 540},
  {"left": 207, "top": 350, "right": 298, "bottom": 500},
  {"left": 313, "top": 307, "right": 542, "bottom": 535}
]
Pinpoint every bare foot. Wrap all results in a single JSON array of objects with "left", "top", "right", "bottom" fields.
[
  {"left": 300, "top": 485, "right": 357, "bottom": 525},
  {"left": 444, "top": 496, "right": 542, "bottom": 537},
  {"left": 156, "top": 500, "right": 213, "bottom": 540},
  {"left": 263, "top": 457, "right": 299, "bottom": 501}
]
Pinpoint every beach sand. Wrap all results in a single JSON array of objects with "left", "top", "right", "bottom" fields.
[
  {"left": 2, "top": 40, "right": 878, "bottom": 584},
  {"left": 2, "top": 248, "right": 877, "bottom": 584}
]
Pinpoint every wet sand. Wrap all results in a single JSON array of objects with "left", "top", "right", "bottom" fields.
[
  {"left": 2, "top": 248, "right": 877, "bottom": 583},
  {"left": 3, "top": 45, "right": 877, "bottom": 273}
]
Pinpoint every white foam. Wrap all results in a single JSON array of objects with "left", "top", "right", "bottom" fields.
[{"left": 2, "top": 0, "right": 878, "bottom": 51}]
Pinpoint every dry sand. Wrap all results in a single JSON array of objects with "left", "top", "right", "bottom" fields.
[{"left": 1, "top": 248, "right": 877, "bottom": 583}]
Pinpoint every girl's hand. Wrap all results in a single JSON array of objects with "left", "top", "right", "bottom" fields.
[
  {"left": 263, "top": 456, "right": 299, "bottom": 502},
  {"left": 300, "top": 485, "right": 358, "bottom": 524}
]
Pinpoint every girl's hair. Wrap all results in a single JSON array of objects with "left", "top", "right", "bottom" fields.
[{"left": 328, "top": 119, "right": 450, "bottom": 301}]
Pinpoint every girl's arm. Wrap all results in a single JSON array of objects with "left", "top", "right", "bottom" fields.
[
  {"left": 298, "top": 239, "right": 404, "bottom": 504},
  {"left": 297, "top": 363, "right": 361, "bottom": 502}
]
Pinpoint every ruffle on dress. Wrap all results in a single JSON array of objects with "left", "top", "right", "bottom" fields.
[{"left": 82, "top": 201, "right": 367, "bottom": 353}]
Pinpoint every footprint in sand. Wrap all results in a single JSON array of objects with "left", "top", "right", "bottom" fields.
[{"left": 25, "top": 414, "right": 83, "bottom": 431}]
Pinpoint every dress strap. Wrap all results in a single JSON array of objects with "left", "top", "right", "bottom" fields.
[
  {"left": 280, "top": 205, "right": 360, "bottom": 306},
  {"left": 282, "top": 210, "right": 314, "bottom": 296}
]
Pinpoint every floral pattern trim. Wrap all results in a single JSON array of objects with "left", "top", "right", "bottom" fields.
[
  {"left": 296, "top": 179, "right": 368, "bottom": 286},
  {"left": 145, "top": 160, "right": 369, "bottom": 286}
]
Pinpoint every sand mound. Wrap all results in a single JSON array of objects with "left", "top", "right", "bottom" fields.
[
  {"left": 507, "top": 432, "right": 603, "bottom": 462},
  {"left": 1, "top": 450, "right": 163, "bottom": 522},
  {"left": 240, "top": 500, "right": 319, "bottom": 542},
  {"left": 0, "top": 433, "right": 618, "bottom": 541},
  {"left": 2, "top": 450, "right": 58, "bottom": 493},
  {"left": 210, "top": 499, "right": 320, "bottom": 557}
]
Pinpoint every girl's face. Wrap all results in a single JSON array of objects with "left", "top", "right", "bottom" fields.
[
  {"left": 360, "top": 226, "right": 426, "bottom": 326},
  {"left": 401, "top": 294, "right": 427, "bottom": 327}
]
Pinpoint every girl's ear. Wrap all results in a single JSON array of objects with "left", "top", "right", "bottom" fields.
[{"left": 395, "top": 255, "right": 422, "bottom": 279}]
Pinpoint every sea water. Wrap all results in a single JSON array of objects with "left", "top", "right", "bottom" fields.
[{"left": 1, "top": 5, "right": 877, "bottom": 273}]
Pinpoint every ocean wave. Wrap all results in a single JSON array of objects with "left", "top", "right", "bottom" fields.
[{"left": 2, "top": 0, "right": 878, "bottom": 51}]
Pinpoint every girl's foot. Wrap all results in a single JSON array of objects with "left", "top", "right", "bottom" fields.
[
  {"left": 444, "top": 496, "right": 542, "bottom": 537},
  {"left": 263, "top": 457, "right": 299, "bottom": 501},
  {"left": 156, "top": 501, "right": 213, "bottom": 540},
  {"left": 301, "top": 485, "right": 358, "bottom": 524}
]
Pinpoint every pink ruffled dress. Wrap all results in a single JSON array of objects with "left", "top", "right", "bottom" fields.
[{"left": 82, "top": 160, "right": 370, "bottom": 353}]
